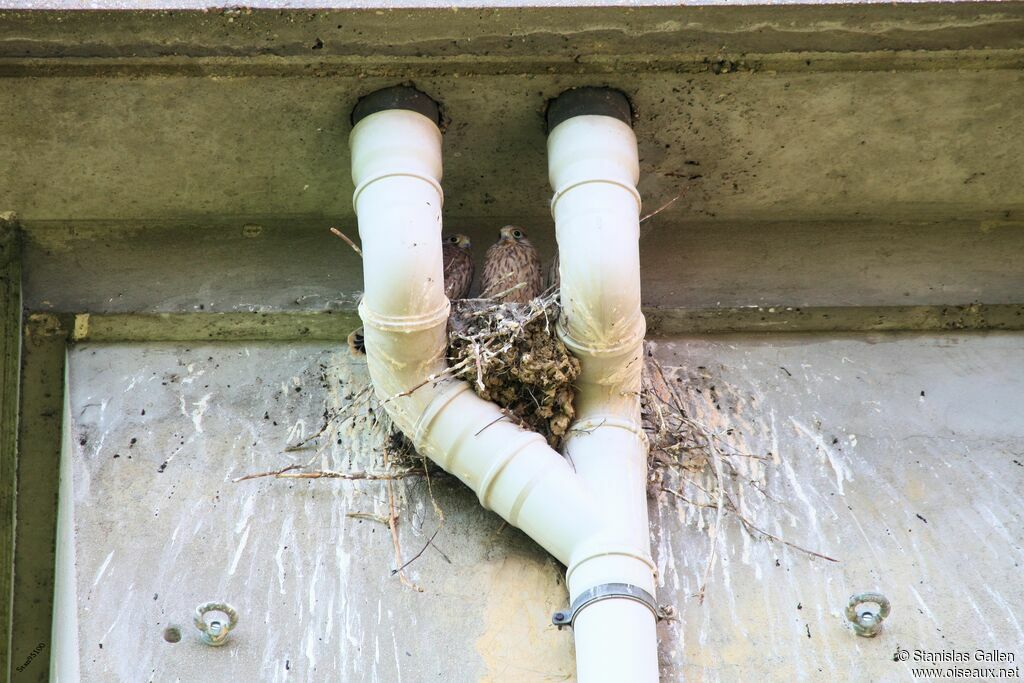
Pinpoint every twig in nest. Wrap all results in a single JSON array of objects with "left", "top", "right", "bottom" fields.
[
  {"left": 386, "top": 478, "right": 421, "bottom": 591},
  {"left": 276, "top": 469, "right": 420, "bottom": 480},
  {"left": 430, "top": 539, "right": 452, "bottom": 564},
  {"left": 735, "top": 512, "right": 838, "bottom": 563},
  {"left": 377, "top": 358, "right": 471, "bottom": 407},
  {"left": 640, "top": 189, "right": 685, "bottom": 224},
  {"left": 417, "top": 455, "right": 450, "bottom": 564},
  {"left": 233, "top": 467, "right": 421, "bottom": 483},
  {"left": 661, "top": 483, "right": 838, "bottom": 566},
  {"left": 233, "top": 464, "right": 300, "bottom": 482},
  {"left": 283, "top": 408, "right": 349, "bottom": 454},
  {"left": 284, "top": 385, "right": 372, "bottom": 452},
  {"left": 473, "top": 343, "right": 485, "bottom": 391},
  {"left": 465, "top": 279, "right": 526, "bottom": 303},
  {"left": 719, "top": 488, "right": 838, "bottom": 563},
  {"left": 747, "top": 480, "right": 787, "bottom": 506},
  {"left": 382, "top": 444, "right": 423, "bottom": 592},
  {"left": 347, "top": 512, "right": 390, "bottom": 525},
  {"left": 660, "top": 486, "right": 708, "bottom": 508},
  {"left": 392, "top": 527, "right": 442, "bottom": 576},
  {"left": 487, "top": 520, "right": 509, "bottom": 542},
  {"left": 330, "top": 227, "right": 363, "bottom": 257},
  {"left": 568, "top": 419, "right": 606, "bottom": 436},
  {"left": 697, "top": 437, "right": 726, "bottom": 605},
  {"left": 421, "top": 454, "right": 446, "bottom": 525},
  {"left": 474, "top": 413, "right": 507, "bottom": 436}
]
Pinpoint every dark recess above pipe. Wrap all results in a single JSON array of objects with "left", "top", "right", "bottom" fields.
[
  {"left": 351, "top": 85, "right": 441, "bottom": 127},
  {"left": 546, "top": 86, "right": 633, "bottom": 132}
]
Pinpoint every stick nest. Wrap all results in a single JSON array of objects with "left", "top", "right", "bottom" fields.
[{"left": 446, "top": 291, "right": 579, "bottom": 448}]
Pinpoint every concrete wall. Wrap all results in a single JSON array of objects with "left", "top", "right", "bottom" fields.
[
  {"left": 60, "top": 333, "right": 1024, "bottom": 681},
  {"left": 3, "top": 3, "right": 1023, "bottom": 681}
]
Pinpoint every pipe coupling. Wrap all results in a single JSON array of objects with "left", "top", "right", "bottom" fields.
[
  {"left": 358, "top": 300, "right": 450, "bottom": 334},
  {"left": 352, "top": 170, "right": 444, "bottom": 213},
  {"left": 558, "top": 323, "right": 646, "bottom": 361},
  {"left": 569, "top": 416, "right": 647, "bottom": 441},
  {"left": 551, "top": 179, "right": 642, "bottom": 217},
  {"left": 566, "top": 541, "right": 657, "bottom": 587},
  {"left": 412, "top": 381, "right": 472, "bottom": 455}
]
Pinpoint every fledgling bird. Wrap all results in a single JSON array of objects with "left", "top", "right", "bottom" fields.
[
  {"left": 481, "top": 226, "right": 544, "bottom": 304},
  {"left": 348, "top": 232, "right": 475, "bottom": 356},
  {"left": 442, "top": 233, "right": 475, "bottom": 300}
]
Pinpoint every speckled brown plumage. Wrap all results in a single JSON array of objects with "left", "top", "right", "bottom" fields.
[
  {"left": 442, "top": 233, "right": 474, "bottom": 300},
  {"left": 481, "top": 226, "right": 544, "bottom": 304}
]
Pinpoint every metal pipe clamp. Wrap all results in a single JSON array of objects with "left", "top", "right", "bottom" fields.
[{"left": 552, "top": 583, "right": 673, "bottom": 630}]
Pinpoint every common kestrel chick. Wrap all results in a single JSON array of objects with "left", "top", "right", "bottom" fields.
[
  {"left": 442, "top": 233, "right": 474, "bottom": 300},
  {"left": 481, "top": 226, "right": 544, "bottom": 304}
]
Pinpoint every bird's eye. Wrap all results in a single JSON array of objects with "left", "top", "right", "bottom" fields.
[
  {"left": 447, "top": 236, "right": 458, "bottom": 243},
  {"left": 512, "top": 230, "right": 523, "bottom": 239}
]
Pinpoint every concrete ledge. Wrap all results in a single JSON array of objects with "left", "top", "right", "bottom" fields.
[{"left": 51, "top": 305, "right": 1024, "bottom": 344}]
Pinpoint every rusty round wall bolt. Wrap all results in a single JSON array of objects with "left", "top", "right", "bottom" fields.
[
  {"left": 194, "top": 601, "right": 239, "bottom": 647},
  {"left": 846, "top": 592, "right": 890, "bottom": 637}
]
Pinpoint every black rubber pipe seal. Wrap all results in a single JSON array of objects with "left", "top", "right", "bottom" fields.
[
  {"left": 351, "top": 85, "right": 441, "bottom": 127},
  {"left": 546, "top": 87, "right": 633, "bottom": 133}
]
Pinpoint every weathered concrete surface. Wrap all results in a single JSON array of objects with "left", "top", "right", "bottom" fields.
[
  {"left": 5, "top": 69, "right": 1022, "bottom": 228},
  {"left": 60, "top": 343, "right": 575, "bottom": 682},
  {"left": 1, "top": 0, "right": 1014, "bottom": 10},
  {"left": 60, "top": 332, "right": 1024, "bottom": 681},
  {"left": 8, "top": 4, "right": 1024, "bottom": 680},
  {"left": 2, "top": 4, "right": 1023, "bottom": 314},
  {"left": 20, "top": 217, "right": 1024, "bottom": 315},
  {"left": 652, "top": 332, "right": 1024, "bottom": 680},
  {"left": 5, "top": 4, "right": 1024, "bottom": 59}
]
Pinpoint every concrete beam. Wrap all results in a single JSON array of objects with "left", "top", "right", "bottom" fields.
[
  {"left": 2, "top": 4, "right": 1022, "bottom": 314},
  {"left": 3, "top": 4, "right": 1024, "bottom": 58}
]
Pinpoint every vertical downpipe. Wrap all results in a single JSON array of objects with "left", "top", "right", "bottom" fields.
[
  {"left": 548, "top": 88, "right": 659, "bottom": 682},
  {"left": 349, "top": 87, "right": 450, "bottom": 435}
]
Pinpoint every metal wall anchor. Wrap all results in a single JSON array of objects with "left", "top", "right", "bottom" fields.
[
  {"left": 846, "top": 592, "right": 890, "bottom": 637},
  {"left": 194, "top": 601, "right": 239, "bottom": 647}
]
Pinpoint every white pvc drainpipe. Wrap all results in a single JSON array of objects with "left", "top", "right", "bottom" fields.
[{"left": 350, "top": 86, "right": 658, "bottom": 682}]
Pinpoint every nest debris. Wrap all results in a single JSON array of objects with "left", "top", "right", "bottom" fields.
[
  {"left": 233, "top": 235, "right": 834, "bottom": 595},
  {"left": 446, "top": 290, "right": 579, "bottom": 448}
]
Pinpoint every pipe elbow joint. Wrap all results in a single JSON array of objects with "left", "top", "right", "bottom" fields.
[{"left": 547, "top": 91, "right": 645, "bottom": 354}]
